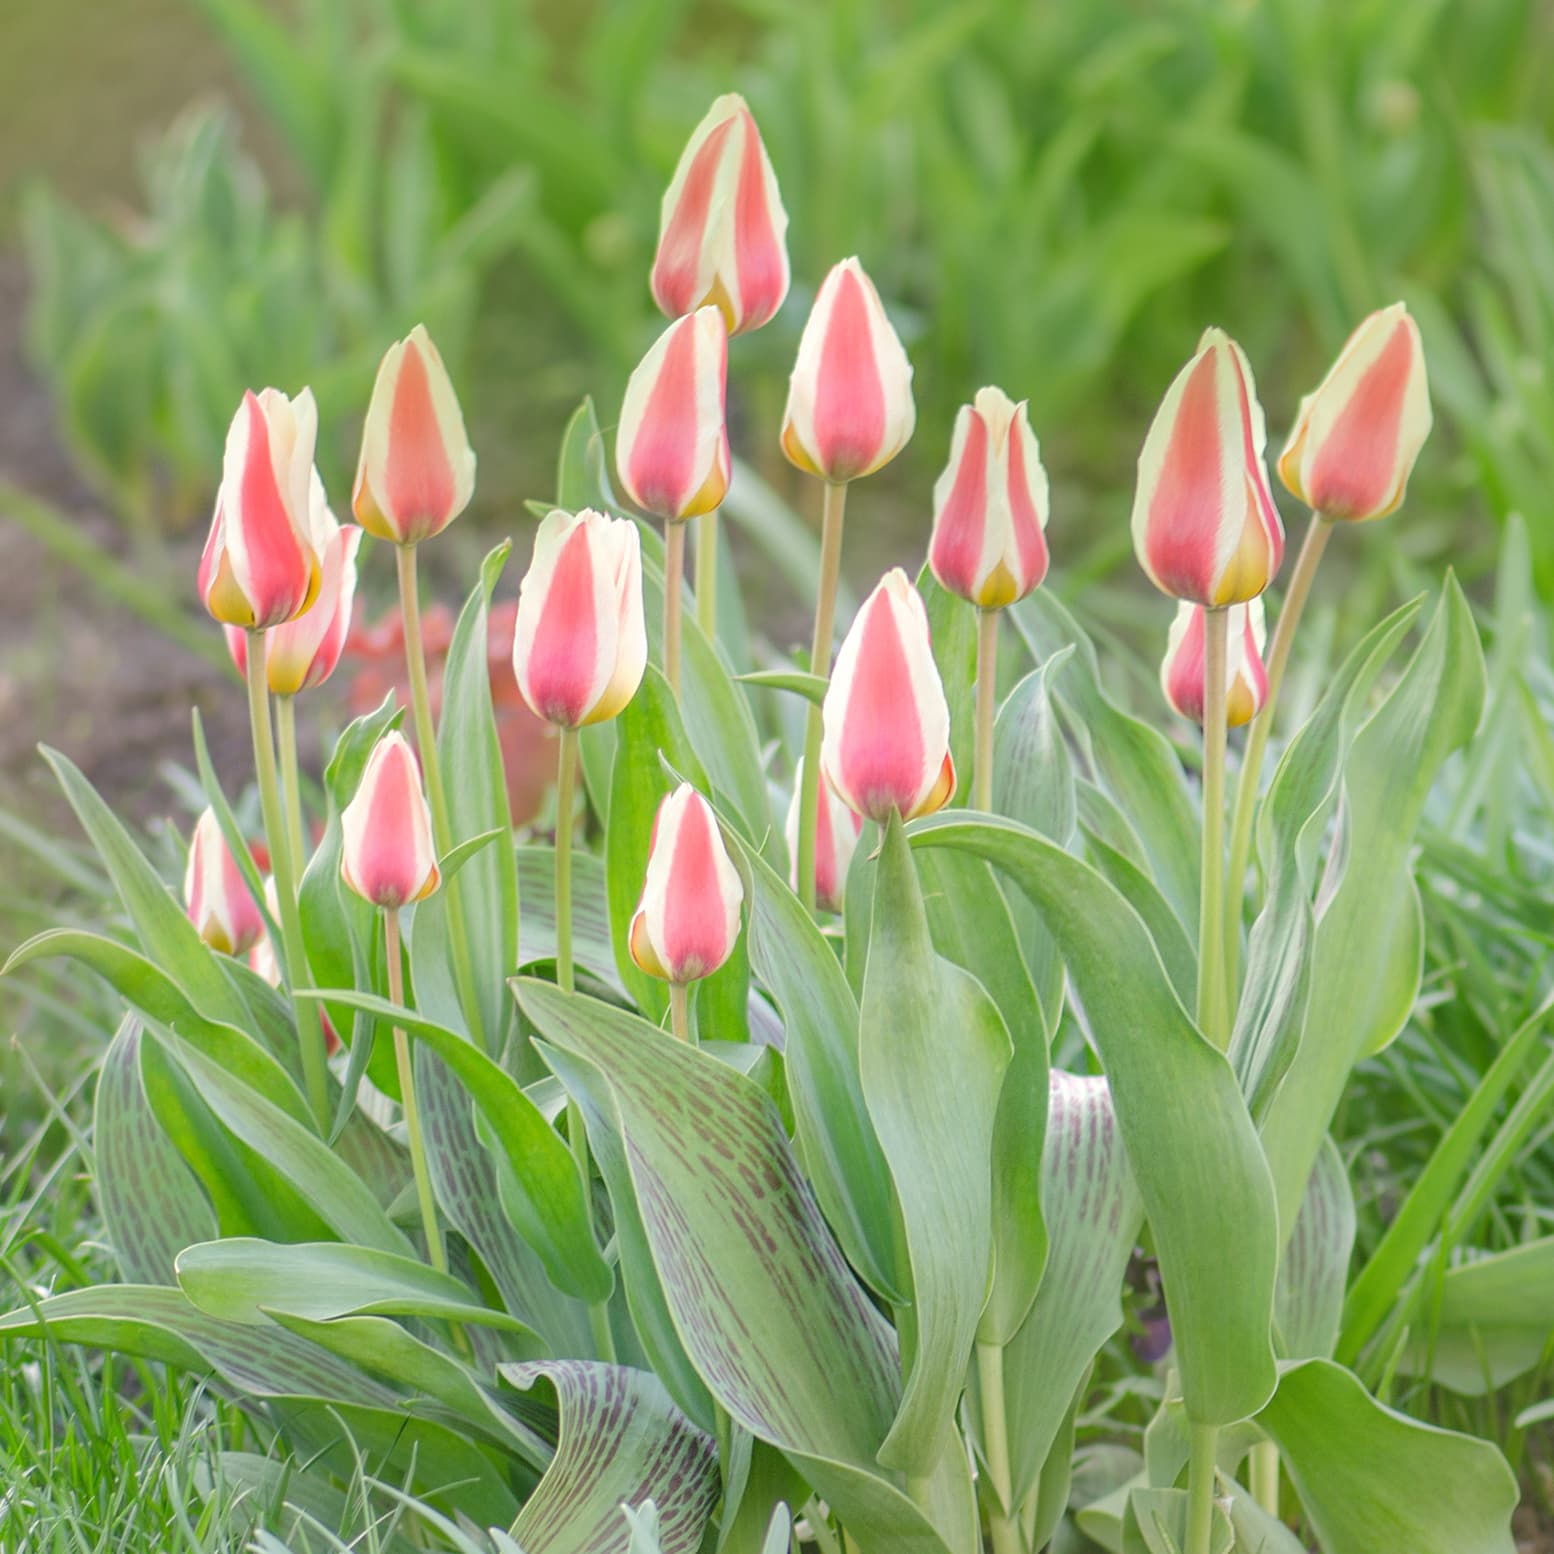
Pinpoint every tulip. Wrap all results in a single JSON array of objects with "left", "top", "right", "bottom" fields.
[
  {"left": 822, "top": 569, "right": 956, "bottom": 823},
  {"left": 785, "top": 758, "right": 863, "bottom": 913},
  {"left": 781, "top": 257, "right": 915, "bottom": 485},
  {"left": 512, "top": 508, "right": 647, "bottom": 729},
  {"left": 1278, "top": 302, "right": 1431, "bottom": 523},
  {"left": 617, "top": 307, "right": 731, "bottom": 522},
  {"left": 1161, "top": 599, "right": 1268, "bottom": 729},
  {"left": 184, "top": 808, "right": 263, "bottom": 956},
  {"left": 1131, "top": 328, "right": 1285, "bottom": 607},
  {"left": 352, "top": 324, "right": 477, "bottom": 547},
  {"left": 198, "top": 388, "right": 321, "bottom": 628},
  {"left": 928, "top": 387, "right": 1051, "bottom": 610},
  {"left": 629, "top": 784, "right": 744, "bottom": 990},
  {"left": 651, "top": 93, "right": 790, "bottom": 336},
  {"left": 340, "top": 732, "right": 440, "bottom": 909}
]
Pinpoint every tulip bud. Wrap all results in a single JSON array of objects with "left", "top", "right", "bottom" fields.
[
  {"left": 1160, "top": 599, "right": 1269, "bottom": 729},
  {"left": 616, "top": 307, "right": 731, "bottom": 522},
  {"left": 184, "top": 808, "right": 263, "bottom": 956},
  {"left": 512, "top": 508, "right": 648, "bottom": 729},
  {"left": 781, "top": 258, "right": 915, "bottom": 484},
  {"left": 629, "top": 784, "right": 743, "bottom": 984},
  {"left": 199, "top": 388, "right": 322, "bottom": 628},
  {"left": 784, "top": 757, "right": 863, "bottom": 913},
  {"left": 928, "top": 386, "right": 1051, "bottom": 609},
  {"left": 340, "top": 731, "right": 440, "bottom": 909},
  {"left": 353, "top": 324, "right": 477, "bottom": 546},
  {"left": 1278, "top": 303, "right": 1431, "bottom": 523},
  {"left": 1131, "top": 328, "right": 1285, "bottom": 606},
  {"left": 651, "top": 93, "right": 790, "bottom": 336},
  {"left": 822, "top": 568, "right": 956, "bottom": 823}
]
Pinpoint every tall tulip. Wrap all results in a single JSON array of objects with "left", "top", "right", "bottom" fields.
[
  {"left": 784, "top": 758, "right": 862, "bottom": 914},
  {"left": 822, "top": 569, "right": 955, "bottom": 824},
  {"left": 184, "top": 809, "right": 263, "bottom": 956},
  {"left": 1161, "top": 600, "right": 1268, "bottom": 729}
]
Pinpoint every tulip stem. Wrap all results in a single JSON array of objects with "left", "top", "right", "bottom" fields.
[
  {"left": 245, "top": 630, "right": 330, "bottom": 1132},
  {"left": 1186, "top": 1422, "right": 1219, "bottom": 1554},
  {"left": 695, "top": 509, "right": 719, "bottom": 640},
  {"left": 394, "top": 543, "right": 489, "bottom": 1053},
  {"left": 1251, "top": 1438, "right": 1280, "bottom": 1516},
  {"left": 796, "top": 479, "right": 848, "bottom": 913},
  {"left": 669, "top": 982, "right": 691, "bottom": 1044},
  {"left": 1222, "top": 514, "right": 1333, "bottom": 1015},
  {"left": 1198, "top": 607, "right": 1230, "bottom": 1048},
  {"left": 273, "top": 694, "right": 308, "bottom": 880},
  {"left": 384, "top": 907, "right": 447, "bottom": 1276},
  {"left": 974, "top": 609, "right": 999, "bottom": 813},
  {"left": 664, "top": 521, "right": 686, "bottom": 695},
  {"left": 976, "top": 1342, "right": 1021, "bottom": 1554}
]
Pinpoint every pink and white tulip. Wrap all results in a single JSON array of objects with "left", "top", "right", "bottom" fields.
[
  {"left": 781, "top": 258, "right": 915, "bottom": 484},
  {"left": 512, "top": 508, "right": 647, "bottom": 728},
  {"left": 184, "top": 808, "right": 264, "bottom": 956},
  {"left": 651, "top": 93, "right": 790, "bottom": 336},
  {"left": 628, "top": 784, "right": 743, "bottom": 984},
  {"left": 821, "top": 569, "right": 956, "bottom": 823},
  {"left": 198, "top": 388, "right": 321, "bottom": 629},
  {"left": 928, "top": 386, "right": 1051, "bottom": 609},
  {"left": 616, "top": 307, "right": 731, "bottom": 521},
  {"left": 1278, "top": 303, "right": 1431, "bottom": 523},
  {"left": 340, "top": 732, "right": 440, "bottom": 909},
  {"left": 353, "top": 324, "right": 477, "bottom": 546},
  {"left": 1160, "top": 599, "right": 1269, "bottom": 729},
  {"left": 1131, "top": 328, "right": 1284, "bottom": 606},
  {"left": 785, "top": 758, "right": 863, "bottom": 913}
]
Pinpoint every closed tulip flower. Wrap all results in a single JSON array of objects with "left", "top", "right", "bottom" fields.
[
  {"left": 340, "top": 732, "right": 440, "bottom": 909},
  {"left": 822, "top": 569, "right": 956, "bottom": 823},
  {"left": 184, "top": 808, "right": 263, "bottom": 956},
  {"left": 785, "top": 758, "right": 863, "bottom": 913},
  {"left": 353, "top": 324, "right": 477, "bottom": 546},
  {"left": 1131, "top": 328, "right": 1285, "bottom": 606},
  {"left": 629, "top": 784, "right": 743, "bottom": 985},
  {"left": 1161, "top": 599, "right": 1269, "bottom": 729},
  {"left": 781, "top": 258, "right": 915, "bottom": 484},
  {"left": 512, "top": 508, "right": 647, "bottom": 728},
  {"left": 616, "top": 307, "right": 731, "bottom": 522},
  {"left": 651, "top": 93, "right": 790, "bottom": 336},
  {"left": 1278, "top": 303, "right": 1432, "bottom": 523},
  {"left": 198, "top": 388, "right": 321, "bottom": 628},
  {"left": 928, "top": 386, "right": 1051, "bottom": 610}
]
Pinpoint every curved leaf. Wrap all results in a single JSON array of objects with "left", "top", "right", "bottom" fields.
[{"left": 1274, "top": 1135, "right": 1354, "bottom": 1361}]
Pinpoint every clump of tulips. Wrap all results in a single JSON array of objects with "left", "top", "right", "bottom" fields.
[{"left": 4, "top": 87, "right": 1523, "bottom": 1554}]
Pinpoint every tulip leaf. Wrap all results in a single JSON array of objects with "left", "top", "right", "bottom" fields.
[
  {"left": 735, "top": 668, "right": 829, "bottom": 705},
  {"left": 516, "top": 844, "right": 623, "bottom": 991},
  {"left": 1078, "top": 828, "right": 1196, "bottom": 1006},
  {"left": 1275, "top": 1135, "right": 1354, "bottom": 1360},
  {"left": 910, "top": 813, "right": 1278, "bottom": 1426},
  {"left": 1123, "top": 1487, "right": 1233, "bottom": 1554}
]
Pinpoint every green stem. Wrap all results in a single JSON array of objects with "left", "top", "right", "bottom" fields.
[
  {"left": 274, "top": 694, "right": 308, "bottom": 879},
  {"left": 695, "top": 508, "right": 719, "bottom": 640},
  {"left": 1223, "top": 514, "right": 1332, "bottom": 1015},
  {"left": 1186, "top": 1423, "right": 1219, "bottom": 1554},
  {"left": 669, "top": 981, "right": 691, "bottom": 1044},
  {"left": 796, "top": 479, "right": 848, "bottom": 913},
  {"left": 555, "top": 729, "right": 578, "bottom": 995},
  {"left": 974, "top": 609, "right": 999, "bottom": 813},
  {"left": 976, "top": 1341, "right": 1022, "bottom": 1554},
  {"left": 1198, "top": 607, "right": 1229, "bottom": 1047},
  {"left": 245, "top": 630, "right": 330, "bottom": 1131},
  {"left": 1250, "top": 1438, "right": 1280, "bottom": 1516},
  {"left": 664, "top": 521, "right": 686, "bottom": 695}
]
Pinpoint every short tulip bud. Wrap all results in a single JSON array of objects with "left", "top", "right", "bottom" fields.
[
  {"left": 928, "top": 386, "right": 1051, "bottom": 609},
  {"left": 629, "top": 784, "right": 743, "bottom": 985},
  {"left": 651, "top": 93, "right": 790, "bottom": 336},
  {"left": 1278, "top": 303, "right": 1431, "bottom": 523},
  {"left": 199, "top": 388, "right": 322, "bottom": 628},
  {"left": 1131, "top": 328, "right": 1284, "bottom": 606},
  {"left": 353, "top": 324, "right": 477, "bottom": 546},
  {"left": 512, "top": 508, "right": 648, "bottom": 729},
  {"left": 1160, "top": 599, "right": 1268, "bottom": 729},
  {"left": 616, "top": 307, "right": 731, "bottom": 522},
  {"left": 785, "top": 757, "right": 863, "bottom": 913},
  {"left": 184, "top": 808, "right": 263, "bottom": 955},
  {"left": 781, "top": 258, "right": 915, "bottom": 484},
  {"left": 340, "top": 732, "right": 440, "bottom": 909},
  {"left": 822, "top": 568, "right": 956, "bottom": 823}
]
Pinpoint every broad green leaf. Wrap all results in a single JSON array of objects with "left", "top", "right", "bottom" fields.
[
  {"left": 1257, "top": 1359, "right": 1517, "bottom": 1554},
  {"left": 1079, "top": 828, "right": 1196, "bottom": 1006},
  {"left": 911, "top": 814, "right": 1278, "bottom": 1425},
  {"left": 1274, "top": 1136, "right": 1354, "bottom": 1361},
  {"left": 517, "top": 845, "right": 621, "bottom": 990}
]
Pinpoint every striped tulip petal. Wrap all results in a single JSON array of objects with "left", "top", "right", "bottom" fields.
[
  {"left": 821, "top": 568, "right": 955, "bottom": 823},
  {"left": 353, "top": 324, "right": 477, "bottom": 546},
  {"left": 928, "top": 385, "right": 1051, "bottom": 609},
  {"left": 340, "top": 732, "right": 440, "bottom": 909},
  {"left": 651, "top": 93, "right": 790, "bottom": 336},
  {"left": 784, "top": 757, "right": 864, "bottom": 913},
  {"left": 617, "top": 307, "right": 731, "bottom": 521},
  {"left": 263, "top": 473, "right": 363, "bottom": 695},
  {"left": 1131, "top": 328, "right": 1285, "bottom": 606},
  {"left": 781, "top": 258, "right": 915, "bottom": 484},
  {"left": 1160, "top": 598, "right": 1269, "bottom": 728},
  {"left": 184, "top": 808, "right": 264, "bottom": 956},
  {"left": 1278, "top": 303, "right": 1431, "bottom": 523},
  {"left": 629, "top": 784, "right": 743, "bottom": 985},
  {"left": 512, "top": 508, "right": 647, "bottom": 729}
]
